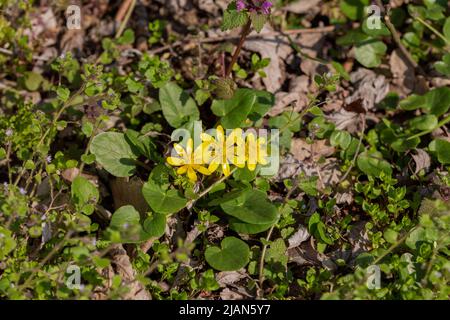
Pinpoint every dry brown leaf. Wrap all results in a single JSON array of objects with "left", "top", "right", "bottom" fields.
[
  {"left": 412, "top": 149, "right": 431, "bottom": 174},
  {"left": 284, "top": 0, "right": 322, "bottom": 14},
  {"left": 216, "top": 269, "right": 247, "bottom": 288},
  {"left": 291, "top": 139, "right": 335, "bottom": 162},
  {"left": 220, "top": 288, "right": 244, "bottom": 300},
  {"left": 244, "top": 25, "right": 292, "bottom": 92},
  {"left": 107, "top": 244, "right": 151, "bottom": 300},
  {"left": 389, "top": 49, "right": 415, "bottom": 95},
  {"left": 288, "top": 225, "right": 310, "bottom": 249}
]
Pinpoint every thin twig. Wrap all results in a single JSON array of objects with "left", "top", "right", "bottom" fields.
[
  {"left": 338, "top": 114, "right": 366, "bottom": 184},
  {"left": 374, "top": 0, "right": 425, "bottom": 75},
  {"left": 115, "top": 0, "right": 136, "bottom": 39}
]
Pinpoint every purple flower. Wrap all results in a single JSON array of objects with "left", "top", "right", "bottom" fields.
[
  {"left": 236, "top": 0, "right": 246, "bottom": 11},
  {"left": 19, "top": 187, "right": 26, "bottom": 195},
  {"left": 261, "top": 1, "right": 272, "bottom": 14},
  {"left": 235, "top": 0, "right": 272, "bottom": 15},
  {"left": 5, "top": 128, "right": 13, "bottom": 137},
  {"left": 46, "top": 155, "right": 52, "bottom": 163}
]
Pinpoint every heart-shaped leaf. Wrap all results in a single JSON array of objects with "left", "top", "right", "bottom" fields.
[
  {"left": 109, "top": 205, "right": 151, "bottom": 243},
  {"left": 205, "top": 237, "right": 250, "bottom": 271},
  {"left": 142, "top": 180, "right": 187, "bottom": 214},
  {"left": 90, "top": 132, "right": 138, "bottom": 177},
  {"left": 211, "top": 89, "right": 256, "bottom": 129},
  {"left": 159, "top": 82, "right": 199, "bottom": 128},
  {"left": 425, "top": 87, "right": 450, "bottom": 116},
  {"left": 143, "top": 213, "right": 166, "bottom": 238},
  {"left": 354, "top": 40, "right": 387, "bottom": 68},
  {"left": 432, "top": 139, "right": 450, "bottom": 164},
  {"left": 220, "top": 189, "right": 278, "bottom": 225},
  {"left": 357, "top": 151, "right": 392, "bottom": 176}
]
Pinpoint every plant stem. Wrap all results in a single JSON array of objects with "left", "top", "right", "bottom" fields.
[
  {"left": 374, "top": 0, "right": 425, "bottom": 75},
  {"left": 225, "top": 20, "right": 252, "bottom": 77},
  {"left": 115, "top": 0, "right": 136, "bottom": 39},
  {"left": 407, "top": 113, "right": 450, "bottom": 141},
  {"left": 414, "top": 16, "right": 450, "bottom": 49}
]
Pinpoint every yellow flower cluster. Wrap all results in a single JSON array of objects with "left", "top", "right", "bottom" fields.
[{"left": 166, "top": 126, "right": 268, "bottom": 182}]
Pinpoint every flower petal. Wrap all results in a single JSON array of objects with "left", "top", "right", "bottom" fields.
[
  {"left": 195, "top": 165, "right": 211, "bottom": 175},
  {"left": 167, "top": 156, "right": 184, "bottom": 166},
  {"left": 187, "top": 166, "right": 197, "bottom": 182},
  {"left": 177, "top": 165, "right": 188, "bottom": 175},
  {"left": 222, "top": 163, "right": 231, "bottom": 176}
]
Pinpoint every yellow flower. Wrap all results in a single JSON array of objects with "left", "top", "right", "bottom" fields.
[
  {"left": 245, "top": 132, "right": 268, "bottom": 171},
  {"left": 166, "top": 138, "right": 211, "bottom": 182},
  {"left": 201, "top": 125, "right": 246, "bottom": 176}
]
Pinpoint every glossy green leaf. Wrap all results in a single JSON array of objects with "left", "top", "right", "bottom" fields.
[
  {"left": 142, "top": 180, "right": 187, "bottom": 214},
  {"left": 159, "top": 82, "right": 199, "bottom": 128},
  {"left": 205, "top": 237, "right": 250, "bottom": 271},
  {"left": 90, "top": 132, "right": 138, "bottom": 177}
]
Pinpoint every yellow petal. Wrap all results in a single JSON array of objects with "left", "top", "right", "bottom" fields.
[
  {"left": 193, "top": 144, "right": 207, "bottom": 164},
  {"left": 195, "top": 165, "right": 211, "bottom": 175},
  {"left": 247, "top": 163, "right": 256, "bottom": 171},
  {"left": 177, "top": 165, "right": 188, "bottom": 174},
  {"left": 258, "top": 154, "right": 268, "bottom": 165},
  {"left": 173, "top": 143, "right": 186, "bottom": 157},
  {"left": 208, "top": 160, "right": 220, "bottom": 173},
  {"left": 167, "top": 157, "right": 184, "bottom": 166},
  {"left": 200, "top": 133, "right": 214, "bottom": 142},
  {"left": 216, "top": 125, "right": 225, "bottom": 142},
  {"left": 187, "top": 166, "right": 197, "bottom": 182},
  {"left": 222, "top": 163, "right": 231, "bottom": 176},
  {"left": 186, "top": 138, "right": 194, "bottom": 156}
]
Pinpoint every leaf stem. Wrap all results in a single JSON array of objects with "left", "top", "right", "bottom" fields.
[{"left": 407, "top": 113, "right": 450, "bottom": 141}]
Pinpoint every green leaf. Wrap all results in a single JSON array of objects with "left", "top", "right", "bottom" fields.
[
  {"left": 384, "top": 228, "right": 398, "bottom": 244},
  {"left": 354, "top": 40, "right": 387, "bottom": 68},
  {"left": 434, "top": 53, "right": 450, "bottom": 76},
  {"left": 90, "top": 132, "right": 138, "bottom": 177},
  {"left": 221, "top": 7, "right": 249, "bottom": 31},
  {"left": 211, "top": 89, "right": 256, "bottom": 128},
  {"left": 71, "top": 176, "right": 99, "bottom": 215},
  {"left": 109, "top": 205, "right": 151, "bottom": 243},
  {"left": 330, "top": 130, "right": 352, "bottom": 149},
  {"left": 56, "top": 87, "right": 70, "bottom": 102},
  {"left": 143, "top": 213, "right": 166, "bottom": 238},
  {"left": 357, "top": 151, "right": 392, "bottom": 176},
  {"left": 362, "top": 18, "right": 391, "bottom": 37},
  {"left": 24, "top": 71, "right": 43, "bottom": 91},
  {"left": 425, "top": 87, "right": 450, "bottom": 116},
  {"left": 408, "top": 115, "right": 438, "bottom": 131},
  {"left": 229, "top": 218, "right": 273, "bottom": 234},
  {"left": 340, "top": 0, "right": 370, "bottom": 20},
  {"left": 159, "top": 82, "right": 199, "bottom": 128},
  {"left": 399, "top": 94, "right": 427, "bottom": 111},
  {"left": 205, "top": 237, "right": 250, "bottom": 271},
  {"left": 142, "top": 180, "right": 187, "bottom": 214},
  {"left": 220, "top": 189, "right": 278, "bottom": 225},
  {"left": 117, "top": 29, "right": 135, "bottom": 45},
  {"left": 250, "top": 12, "right": 267, "bottom": 33},
  {"left": 405, "top": 227, "right": 426, "bottom": 250},
  {"left": 443, "top": 17, "right": 450, "bottom": 42},
  {"left": 433, "top": 139, "right": 450, "bottom": 164}
]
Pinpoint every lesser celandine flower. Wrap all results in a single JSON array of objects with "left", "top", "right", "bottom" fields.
[
  {"left": 201, "top": 125, "right": 246, "bottom": 176},
  {"left": 166, "top": 138, "right": 211, "bottom": 182},
  {"left": 245, "top": 132, "right": 268, "bottom": 171}
]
